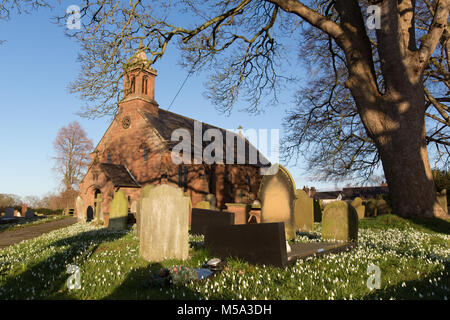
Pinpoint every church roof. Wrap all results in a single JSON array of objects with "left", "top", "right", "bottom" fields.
[
  {"left": 100, "top": 163, "right": 141, "bottom": 188},
  {"left": 141, "top": 108, "right": 271, "bottom": 167}
]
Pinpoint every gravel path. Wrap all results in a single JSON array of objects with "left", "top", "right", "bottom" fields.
[{"left": 0, "top": 217, "right": 77, "bottom": 250}]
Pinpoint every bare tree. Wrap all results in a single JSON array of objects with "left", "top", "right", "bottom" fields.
[
  {"left": 3, "top": 1, "right": 449, "bottom": 218},
  {"left": 53, "top": 121, "right": 93, "bottom": 192},
  {"left": 283, "top": 1, "right": 449, "bottom": 183}
]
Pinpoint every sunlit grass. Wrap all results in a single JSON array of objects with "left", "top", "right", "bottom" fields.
[{"left": 0, "top": 215, "right": 448, "bottom": 300}]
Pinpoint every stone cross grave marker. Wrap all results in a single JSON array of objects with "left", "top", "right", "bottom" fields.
[
  {"left": 140, "top": 184, "right": 190, "bottom": 262},
  {"left": 258, "top": 164, "right": 297, "bottom": 240}
]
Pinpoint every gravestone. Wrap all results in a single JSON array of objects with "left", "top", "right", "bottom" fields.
[
  {"left": 206, "top": 194, "right": 216, "bottom": 210},
  {"left": 93, "top": 193, "right": 103, "bottom": 222},
  {"left": 351, "top": 197, "right": 366, "bottom": 220},
  {"left": 191, "top": 208, "right": 234, "bottom": 235},
  {"left": 258, "top": 164, "right": 297, "bottom": 240},
  {"left": 14, "top": 210, "right": 21, "bottom": 217},
  {"left": 313, "top": 199, "right": 322, "bottom": 222},
  {"left": 25, "top": 210, "right": 35, "bottom": 218},
  {"left": 194, "top": 201, "right": 211, "bottom": 209},
  {"left": 136, "top": 185, "right": 156, "bottom": 237},
  {"left": 376, "top": 199, "right": 391, "bottom": 215},
  {"left": 4, "top": 207, "right": 14, "bottom": 218},
  {"left": 365, "top": 199, "right": 377, "bottom": 217},
  {"left": 140, "top": 184, "right": 190, "bottom": 262},
  {"left": 322, "top": 200, "right": 358, "bottom": 242},
  {"left": 108, "top": 190, "right": 129, "bottom": 230},
  {"left": 75, "top": 196, "right": 85, "bottom": 223},
  {"left": 294, "top": 189, "right": 314, "bottom": 232},
  {"left": 130, "top": 200, "right": 138, "bottom": 214}
]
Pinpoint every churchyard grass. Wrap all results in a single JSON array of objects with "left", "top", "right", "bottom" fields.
[
  {"left": 0, "top": 215, "right": 69, "bottom": 233},
  {"left": 0, "top": 215, "right": 448, "bottom": 300}
]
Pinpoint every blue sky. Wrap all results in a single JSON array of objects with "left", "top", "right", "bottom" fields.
[{"left": 0, "top": 3, "right": 347, "bottom": 199}]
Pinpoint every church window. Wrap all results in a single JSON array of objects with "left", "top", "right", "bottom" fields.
[
  {"left": 107, "top": 153, "right": 112, "bottom": 164},
  {"left": 142, "top": 76, "right": 148, "bottom": 95},
  {"left": 144, "top": 146, "right": 149, "bottom": 161},
  {"left": 130, "top": 76, "right": 136, "bottom": 93}
]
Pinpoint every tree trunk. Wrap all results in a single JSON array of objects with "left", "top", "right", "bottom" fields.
[{"left": 365, "top": 87, "right": 447, "bottom": 218}]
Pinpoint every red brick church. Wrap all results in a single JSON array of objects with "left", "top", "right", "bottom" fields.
[{"left": 77, "top": 45, "right": 269, "bottom": 222}]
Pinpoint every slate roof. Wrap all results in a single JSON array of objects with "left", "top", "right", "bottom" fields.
[
  {"left": 100, "top": 163, "right": 140, "bottom": 188},
  {"left": 313, "top": 186, "right": 389, "bottom": 200},
  {"left": 141, "top": 108, "right": 270, "bottom": 167}
]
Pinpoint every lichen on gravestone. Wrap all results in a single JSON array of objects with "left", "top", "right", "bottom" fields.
[{"left": 322, "top": 200, "right": 358, "bottom": 242}]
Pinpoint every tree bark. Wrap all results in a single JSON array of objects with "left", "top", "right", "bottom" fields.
[{"left": 361, "top": 82, "right": 446, "bottom": 218}]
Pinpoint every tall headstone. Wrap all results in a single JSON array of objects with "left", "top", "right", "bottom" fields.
[
  {"left": 108, "top": 190, "right": 129, "bottom": 230},
  {"left": 376, "top": 199, "right": 391, "bottom": 215},
  {"left": 206, "top": 193, "right": 216, "bottom": 210},
  {"left": 4, "top": 207, "right": 14, "bottom": 218},
  {"left": 75, "top": 196, "right": 85, "bottom": 223},
  {"left": 351, "top": 197, "right": 366, "bottom": 220},
  {"left": 137, "top": 185, "right": 156, "bottom": 237},
  {"left": 94, "top": 193, "right": 103, "bottom": 222},
  {"left": 322, "top": 201, "right": 358, "bottom": 242},
  {"left": 258, "top": 164, "right": 297, "bottom": 240},
  {"left": 294, "top": 189, "right": 314, "bottom": 232},
  {"left": 140, "top": 184, "right": 190, "bottom": 262},
  {"left": 365, "top": 199, "right": 377, "bottom": 217}
]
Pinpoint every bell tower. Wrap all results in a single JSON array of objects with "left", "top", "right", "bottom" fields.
[{"left": 120, "top": 40, "right": 159, "bottom": 115}]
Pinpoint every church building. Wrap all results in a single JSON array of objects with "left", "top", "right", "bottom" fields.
[{"left": 77, "top": 45, "right": 269, "bottom": 222}]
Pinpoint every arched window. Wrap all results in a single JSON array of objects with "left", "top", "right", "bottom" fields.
[
  {"left": 143, "top": 146, "right": 149, "bottom": 162},
  {"left": 107, "top": 153, "right": 112, "bottom": 164},
  {"left": 130, "top": 76, "right": 136, "bottom": 94},
  {"left": 142, "top": 76, "right": 148, "bottom": 95}
]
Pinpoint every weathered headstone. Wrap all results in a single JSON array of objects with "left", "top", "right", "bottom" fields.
[
  {"left": 206, "top": 193, "right": 216, "bottom": 210},
  {"left": 140, "top": 184, "right": 190, "bottom": 262},
  {"left": 14, "top": 210, "right": 21, "bottom": 217},
  {"left": 191, "top": 208, "right": 234, "bottom": 235},
  {"left": 74, "top": 196, "right": 84, "bottom": 223},
  {"left": 322, "top": 200, "right": 358, "bottom": 242},
  {"left": 194, "top": 201, "right": 211, "bottom": 209},
  {"left": 136, "top": 185, "right": 155, "bottom": 237},
  {"left": 313, "top": 199, "right": 322, "bottom": 222},
  {"left": 4, "top": 207, "right": 14, "bottom": 218},
  {"left": 376, "top": 199, "right": 391, "bottom": 215},
  {"left": 258, "top": 164, "right": 297, "bottom": 240},
  {"left": 294, "top": 189, "right": 314, "bottom": 232},
  {"left": 351, "top": 197, "right": 366, "bottom": 220},
  {"left": 25, "top": 210, "right": 35, "bottom": 218},
  {"left": 108, "top": 190, "right": 129, "bottom": 230},
  {"left": 365, "top": 199, "right": 377, "bottom": 217}
]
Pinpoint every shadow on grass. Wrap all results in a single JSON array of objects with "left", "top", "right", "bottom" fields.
[
  {"left": 103, "top": 263, "right": 201, "bottom": 300},
  {"left": 0, "top": 227, "right": 128, "bottom": 300},
  {"left": 362, "top": 260, "right": 450, "bottom": 300}
]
